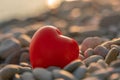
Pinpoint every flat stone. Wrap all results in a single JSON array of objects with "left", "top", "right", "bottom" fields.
[
  {"left": 52, "top": 69, "right": 78, "bottom": 80},
  {"left": 110, "top": 60, "right": 120, "bottom": 68},
  {"left": 64, "top": 59, "right": 84, "bottom": 72},
  {"left": 21, "top": 72, "right": 35, "bottom": 80},
  {"left": 83, "top": 55, "right": 104, "bottom": 66},
  {"left": 73, "top": 65, "right": 87, "bottom": 79},
  {"left": 105, "top": 47, "right": 119, "bottom": 64},
  {"left": 33, "top": 68, "right": 52, "bottom": 80},
  {"left": 94, "top": 45, "right": 109, "bottom": 58},
  {"left": 19, "top": 52, "right": 29, "bottom": 63},
  {"left": 13, "top": 74, "right": 22, "bottom": 80},
  {"left": 18, "top": 34, "right": 31, "bottom": 47},
  {"left": 0, "top": 38, "right": 21, "bottom": 59},
  {"left": 84, "top": 48, "right": 94, "bottom": 58}
]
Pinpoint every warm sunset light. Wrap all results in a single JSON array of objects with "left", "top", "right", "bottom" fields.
[{"left": 47, "top": 0, "right": 63, "bottom": 9}]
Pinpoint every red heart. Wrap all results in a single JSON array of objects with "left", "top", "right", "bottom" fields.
[{"left": 30, "top": 26, "right": 79, "bottom": 68}]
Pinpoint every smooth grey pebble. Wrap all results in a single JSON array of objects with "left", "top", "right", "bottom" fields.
[
  {"left": 73, "top": 65, "right": 87, "bottom": 79},
  {"left": 83, "top": 55, "right": 104, "bottom": 66},
  {"left": 110, "top": 60, "right": 120, "bottom": 68},
  {"left": 64, "top": 59, "right": 84, "bottom": 72},
  {"left": 21, "top": 72, "right": 35, "bottom": 80},
  {"left": 88, "top": 63, "right": 102, "bottom": 73},
  {"left": 47, "top": 66, "right": 61, "bottom": 71},
  {"left": 33, "top": 68, "right": 52, "bottom": 80},
  {"left": 0, "top": 38, "right": 21, "bottom": 59}
]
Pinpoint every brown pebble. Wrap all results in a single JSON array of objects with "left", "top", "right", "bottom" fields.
[
  {"left": 0, "top": 64, "right": 31, "bottom": 80},
  {"left": 111, "top": 38, "right": 120, "bottom": 45},
  {"left": 101, "top": 41, "right": 113, "bottom": 49},
  {"left": 105, "top": 47, "right": 119, "bottom": 64}
]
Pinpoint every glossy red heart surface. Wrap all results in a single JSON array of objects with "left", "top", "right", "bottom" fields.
[{"left": 30, "top": 26, "right": 79, "bottom": 68}]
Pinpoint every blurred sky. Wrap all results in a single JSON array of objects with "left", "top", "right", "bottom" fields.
[{"left": 0, "top": 0, "right": 64, "bottom": 23}]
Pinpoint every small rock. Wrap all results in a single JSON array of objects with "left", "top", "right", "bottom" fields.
[
  {"left": 94, "top": 45, "right": 109, "bottom": 58},
  {"left": 83, "top": 77, "right": 100, "bottom": 80},
  {"left": 5, "top": 47, "right": 29, "bottom": 64},
  {"left": 0, "top": 64, "right": 31, "bottom": 80},
  {"left": 19, "top": 52, "right": 29, "bottom": 63},
  {"left": 83, "top": 55, "right": 104, "bottom": 66},
  {"left": 110, "top": 60, "right": 120, "bottom": 68},
  {"left": 111, "top": 38, "right": 120, "bottom": 45},
  {"left": 92, "top": 69, "right": 110, "bottom": 79},
  {"left": 81, "top": 37, "right": 105, "bottom": 52},
  {"left": 101, "top": 41, "right": 113, "bottom": 49},
  {"left": 73, "top": 65, "right": 87, "bottom": 79},
  {"left": 97, "top": 59, "right": 108, "bottom": 68},
  {"left": 18, "top": 34, "right": 31, "bottom": 47},
  {"left": 47, "top": 66, "right": 61, "bottom": 71},
  {"left": 52, "top": 69, "right": 77, "bottom": 80},
  {"left": 88, "top": 63, "right": 102, "bottom": 73},
  {"left": 19, "top": 62, "right": 31, "bottom": 68},
  {"left": 64, "top": 59, "right": 84, "bottom": 72},
  {"left": 0, "top": 38, "right": 21, "bottom": 59},
  {"left": 33, "top": 68, "right": 52, "bottom": 80},
  {"left": 108, "top": 73, "right": 120, "bottom": 80},
  {"left": 13, "top": 74, "right": 22, "bottom": 80},
  {"left": 105, "top": 47, "right": 119, "bottom": 64},
  {"left": 21, "top": 72, "right": 35, "bottom": 80},
  {"left": 84, "top": 48, "right": 94, "bottom": 58}
]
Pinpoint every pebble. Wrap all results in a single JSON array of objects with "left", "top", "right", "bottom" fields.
[
  {"left": 87, "top": 63, "right": 102, "bottom": 73},
  {"left": 80, "top": 37, "right": 105, "bottom": 52},
  {"left": 105, "top": 47, "right": 119, "bottom": 64},
  {"left": 97, "top": 59, "right": 108, "bottom": 68},
  {"left": 19, "top": 52, "right": 29, "bottom": 63},
  {"left": 13, "top": 74, "right": 22, "bottom": 80},
  {"left": 47, "top": 66, "right": 61, "bottom": 71},
  {"left": 33, "top": 68, "right": 52, "bottom": 80},
  {"left": 5, "top": 47, "right": 29, "bottom": 64},
  {"left": 83, "top": 77, "right": 100, "bottom": 80},
  {"left": 73, "top": 65, "right": 87, "bottom": 79},
  {"left": 84, "top": 48, "right": 94, "bottom": 58},
  {"left": 21, "top": 72, "right": 35, "bottom": 80},
  {"left": 63, "top": 59, "right": 84, "bottom": 72},
  {"left": 94, "top": 45, "right": 109, "bottom": 58},
  {"left": 110, "top": 60, "right": 120, "bottom": 68},
  {"left": 101, "top": 41, "right": 113, "bottom": 49},
  {"left": 0, "top": 64, "right": 31, "bottom": 80},
  {"left": 111, "top": 38, "right": 120, "bottom": 45},
  {"left": 108, "top": 73, "right": 120, "bottom": 80},
  {"left": 19, "top": 62, "right": 31, "bottom": 68},
  {"left": 83, "top": 55, "right": 104, "bottom": 66},
  {"left": 18, "top": 34, "right": 31, "bottom": 47},
  {"left": 91, "top": 69, "right": 110, "bottom": 79},
  {"left": 52, "top": 69, "right": 78, "bottom": 80},
  {"left": 0, "top": 38, "right": 21, "bottom": 59},
  {"left": 54, "top": 78, "right": 65, "bottom": 80}
]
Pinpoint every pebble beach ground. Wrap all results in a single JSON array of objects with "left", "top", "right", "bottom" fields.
[{"left": 1, "top": 0, "right": 120, "bottom": 80}]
